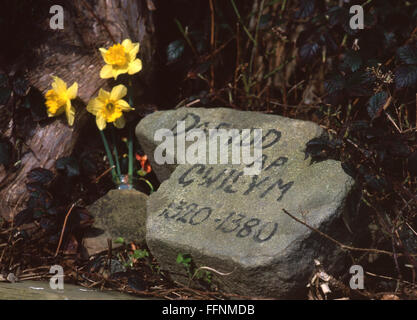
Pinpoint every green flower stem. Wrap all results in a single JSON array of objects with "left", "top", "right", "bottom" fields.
[
  {"left": 100, "top": 130, "right": 119, "bottom": 185},
  {"left": 128, "top": 79, "right": 134, "bottom": 186},
  {"left": 111, "top": 126, "right": 122, "bottom": 177},
  {"left": 128, "top": 121, "right": 134, "bottom": 185}
]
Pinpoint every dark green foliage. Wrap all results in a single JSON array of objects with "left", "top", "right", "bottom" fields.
[
  {"left": 367, "top": 91, "right": 389, "bottom": 120},
  {"left": 397, "top": 44, "right": 417, "bottom": 65},
  {"left": 27, "top": 168, "right": 54, "bottom": 185},
  {"left": 166, "top": 39, "right": 185, "bottom": 64},
  {"left": 295, "top": 0, "right": 316, "bottom": 19},
  {"left": 299, "top": 42, "right": 320, "bottom": 63},
  {"left": 56, "top": 156, "right": 80, "bottom": 177},
  {"left": 395, "top": 65, "right": 417, "bottom": 89},
  {"left": 342, "top": 50, "right": 363, "bottom": 72}
]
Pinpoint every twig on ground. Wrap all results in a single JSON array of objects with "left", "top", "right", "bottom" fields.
[
  {"left": 54, "top": 200, "right": 80, "bottom": 257},
  {"left": 281, "top": 209, "right": 417, "bottom": 257}
]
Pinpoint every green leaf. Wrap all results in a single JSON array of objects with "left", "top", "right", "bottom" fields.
[
  {"left": 367, "top": 91, "right": 389, "bottom": 120},
  {"left": 327, "top": 6, "right": 348, "bottom": 26},
  {"left": 27, "top": 168, "right": 54, "bottom": 185},
  {"left": 395, "top": 65, "right": 417, "bottom": 89},
  {"left": 133, "top": 249, "right": 149, "bottom": 259},
  {"left": 13, "top": 76, "right": 29, "bottom": 96},
  {"left": 397, "top": 45, "right": 417, "bottom": 65},
  {"left": 115, "top": 237, "right": 125, "bottom": 244},
  {"left": 295, "top": 0, "right": 315, "bottom": 19},
  {"left": 324, "top": 73, "right": 346, "bottom": 94},
  {"left": 176, "top": 253, "right": 184, "bottom": 264},
  {"left": 56, "top": 157, "right": 80, "bottom": 177},
  {"left": 166, "top": 39, "right": 185, "bottom": 63},
  {"left": 342, "top": 50, "right": 362, "bottom": 72},
  {"left": 346, "top": 71, "right": 375, "bottom": 97},
  {"left": 299, "top": 42, "right": 320, "bottom": 63}
]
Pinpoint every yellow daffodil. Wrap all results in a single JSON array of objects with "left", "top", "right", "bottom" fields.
[
  {"left": 44, "top": 76, "right": 78, "bottom": 126},
  {"left": 86, "top": 84, "right": 134, "bottom": 130},
  {"left": 99, "top": 39, "right": 142, "bottom": 80}
]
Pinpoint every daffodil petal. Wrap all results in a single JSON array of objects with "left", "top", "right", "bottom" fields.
[
  {"left": 129, "top": 43, "right": 140, "bottom": 60},
  {"left": 110, "top": 84, "right": 127, "bottom": 101},
  {"left": 66, "top": 101, "right": 75, "bottom": 126},
  {"left": 116, "top": 99, "right": 133, "bottom": 111},
  {"left": 114, "top": 115, "right": 126, "bottom": 129},
  {"left": 86, "top": 98, "right": 102, "bottom": 115},
  {"left": 100, "top": 64, "right": 113, "bottom": 79},
  {"left": 122, "top": 39, "right": 133, "bottom": 52},
  {"left": 112, "top": 67, "right": 129, "bottom": 80},
  {"left": 98, "top": 88, "right": 110, "bottom": 101},
  {"left": 128, "top": 59, "right": 142, "bottom": 75},
  {"left": 67, "top": 82, "right": 78, "bottom": 100},
  {"left": 96, "top": 115, "right": 107, "bottom": 131},
  {"left": 51, "top": 76, "right": 67, "bottom": 94}
]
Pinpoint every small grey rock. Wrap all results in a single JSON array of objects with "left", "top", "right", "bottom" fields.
[{"left": 83, "top": 189, "right": 148, "bottom": 256}]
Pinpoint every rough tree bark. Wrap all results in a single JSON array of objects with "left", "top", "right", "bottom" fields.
[{"left": 0, "top": 0, "right": 156, "bottom": 220}]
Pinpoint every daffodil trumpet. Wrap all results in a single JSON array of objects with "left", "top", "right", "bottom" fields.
[{"left": 99, "top": 39, "right": 142, "bottom": 80}]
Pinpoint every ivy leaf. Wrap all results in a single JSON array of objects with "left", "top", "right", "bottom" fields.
[
  {"left": 395, "top": 65, "right": 417, "bottom": 89},
  {"left": 80, "top": 152, "right": 97, "bottom": 176},
  {"left": 324, "top": 73, "right": 346, "bottom": 94},
  {"left": 27, "top": 168, "right": 54, "bottom": 185},
  {"left": 56, "top": 156, "right": 80, "bottom": 177},
  {"left": 385, "top": 139, "right": 410, "bottom": 158},
  {"left": 327, "top": 6, "right": 348, "bottom": 27},
  {"left": 397, "top": 45, "right": 417, "bottom": 65},
  {"left": 367, "top": 91, "right": 389, "bottom": 120},
  {"left": 14, "top": 208, "right": 34, "bottom": 227},
  {"left": 12, "top": 76, "right": 29, "bottom": 96},
  {"left": 341, "top": 50, "right": 362, "bottom": 72},
  {"left": 299, "top": 42, "right": 320, "bottom": 63},
  {"left": 295, "top": 0, "right": 315, "bottom": 19},
  {"left": 384, "top": 32, "right": 397, "bottom": 49},
  {"left": 166, "top": 39, "right": 185, "bottom": 64},
  {"left": 346, "top": 71, "right": 375, "bottom": 97},
  {"left": 364, "top": 174, "right": 388, "bottom": 193},
  {"left": 324, "top": 73, "right": 347, "bottom": 104}
]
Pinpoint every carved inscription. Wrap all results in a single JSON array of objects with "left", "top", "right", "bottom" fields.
[
  {"left": 158, "top": 200, "right": 279, "bottom": 243},
  {"left": 156, "top": 112, "right": 301, "bottom": 244},
  {"left": 177, "top": 153, "right": 294, "bottom": 202}
]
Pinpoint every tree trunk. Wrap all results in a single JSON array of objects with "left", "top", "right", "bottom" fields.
[{"left": 0, "top": 0, "right": 156, "bottom": 220}]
